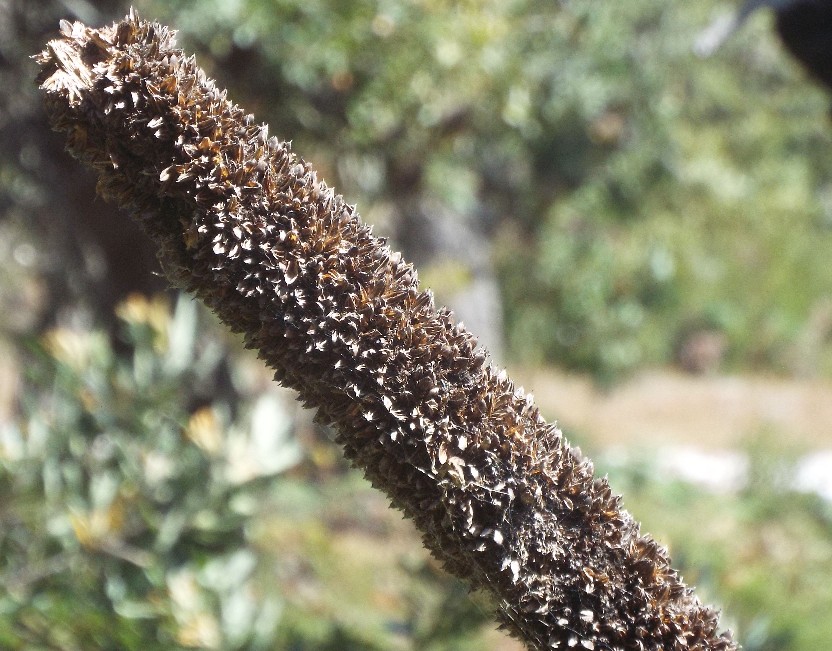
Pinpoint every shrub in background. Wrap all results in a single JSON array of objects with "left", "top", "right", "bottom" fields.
[{"left": 0, "top": 294, "right": 297, "bottom": 649}]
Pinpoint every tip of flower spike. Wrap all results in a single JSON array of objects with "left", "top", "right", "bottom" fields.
[{"left": 34, "top": 10, "right": 173, "bottom": 104}]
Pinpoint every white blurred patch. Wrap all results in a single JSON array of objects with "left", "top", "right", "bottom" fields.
[
  {"left": 792, "top": 450, "right": 832, "bottom": 502},
  {"left": 602, "top": 445, "right": 832, "bottom": 503},
  {"left": 225, "top": 393, "right": 302, "bottom": 485},
  {"left": 694, "top": 13, "right": 740, "bottom": 58},
  {"left": 656, "top": 446, "right": 749, "bottom": 493}
]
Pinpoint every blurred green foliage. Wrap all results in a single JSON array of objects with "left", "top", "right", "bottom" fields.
[
  {"left": 1, "top": 295, "right": 298, "bottom": 649},
  {"left": 0, "top": 296, "right": 504, "bottom": 649},
  {"left": 133, "top": 0, "right": 832, "bottom": 382},
  {"left": 6, "top": 0, "right": 832, "bottom": 379},
  {"left": 602, "top": 436, "right": 832, "bottom": 651},
  {"left": 4, "top": 294, "right": 831, "bottom": 650},
  {"left": 3, "top": 0, "right": 832, "bottom": 648}
]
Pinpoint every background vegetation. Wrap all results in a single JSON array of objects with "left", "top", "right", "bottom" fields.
[{"left": 2, "top": 0, "right": 832, "bottom": 649}]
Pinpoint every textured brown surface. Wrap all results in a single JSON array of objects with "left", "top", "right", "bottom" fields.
[{"left": 35, "top": 12, "right": 738, "bottom": 650}]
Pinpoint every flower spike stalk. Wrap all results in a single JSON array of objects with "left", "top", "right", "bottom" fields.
[{"left": 35, "top": 11, "right": 737, "bottom": 651}]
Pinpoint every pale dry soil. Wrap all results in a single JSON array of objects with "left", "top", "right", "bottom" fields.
[{"left": 514, "top": 368, "right": 832, "bottom": 450}]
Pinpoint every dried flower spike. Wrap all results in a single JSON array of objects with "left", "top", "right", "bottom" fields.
[{"left": 35, "top": 11, "right": 738, "bottom": 650}]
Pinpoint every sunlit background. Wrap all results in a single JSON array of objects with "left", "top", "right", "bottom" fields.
[{"left": 2, "top": 1, "right": 832, "bottom": 649}]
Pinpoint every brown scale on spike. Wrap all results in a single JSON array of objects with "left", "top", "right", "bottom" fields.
[{"left": 35, "top": 11, "right": 738, "bottom": 651}]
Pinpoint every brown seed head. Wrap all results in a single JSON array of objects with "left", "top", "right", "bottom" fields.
[{"left": 35, "top": 11, "right": 738, "bottom": 650}]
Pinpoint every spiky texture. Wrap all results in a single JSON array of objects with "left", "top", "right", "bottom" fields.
[{"left": 35, "top": 12, "right": 738, "bottom": 651}]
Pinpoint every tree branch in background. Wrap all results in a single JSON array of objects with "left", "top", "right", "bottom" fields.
[{"left": 35, "top": 12, "right": 738, "bottom": 650}]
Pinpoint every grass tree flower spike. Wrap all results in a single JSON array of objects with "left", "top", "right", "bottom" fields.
[{"left": 35, "top": 11, "right": 738, "bottom": 651}]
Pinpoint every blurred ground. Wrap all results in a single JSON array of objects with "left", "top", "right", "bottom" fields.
[{"left": 516, "top": 368, "right": 832, "bottom": 450}]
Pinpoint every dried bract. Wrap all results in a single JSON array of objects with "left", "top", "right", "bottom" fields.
[{"left": 35, "top": 11, "right": 738, "bottom": 650}]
